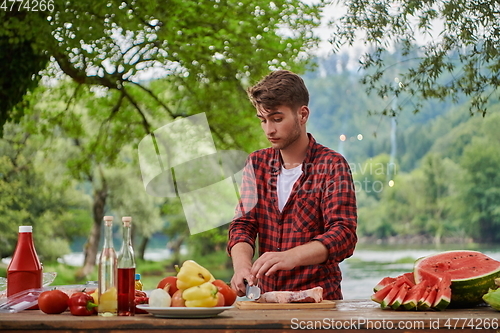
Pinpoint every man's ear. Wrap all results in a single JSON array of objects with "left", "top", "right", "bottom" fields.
[{"left": 298, "top": 106, "right": 309, "bottom": 124}]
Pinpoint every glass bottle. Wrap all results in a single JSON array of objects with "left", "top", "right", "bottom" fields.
[
  {"left": 7, "top": 226, "right": 43, "bottom": 298},
  {"left": 98, "top": 216, "right": 117, "bottom": 316},
  {"left": 117, "top": 216, "right": 136, "bottom": 316}
]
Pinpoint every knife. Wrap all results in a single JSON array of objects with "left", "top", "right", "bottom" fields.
[{"left": 244, "top": 279, "right": 261, "bottom": 300}]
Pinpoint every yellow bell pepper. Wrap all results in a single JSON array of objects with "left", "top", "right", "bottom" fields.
[
  {"left": 176, "top": 260, "right": 215, "bottom": 290},
  {"left": 182, "top": 282, "right": 219, "bottom": 307}
]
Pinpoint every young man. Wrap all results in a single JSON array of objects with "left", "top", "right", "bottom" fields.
[{"left": 227, "top": 70, "right": 358, "bottom": 300}]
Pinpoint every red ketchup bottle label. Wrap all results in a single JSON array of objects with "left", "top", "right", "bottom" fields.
[{"left": 7, "top": 226, "right": 43, "bottom": 298}]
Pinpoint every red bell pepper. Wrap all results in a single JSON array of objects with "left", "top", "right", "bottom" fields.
[
  {"left": 135, "top": 290, "right": 149, "bottom": 314},
  {"left": 67, "top": 292, "right": 98, "bottom": 316}
]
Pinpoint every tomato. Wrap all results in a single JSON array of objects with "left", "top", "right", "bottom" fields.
[
  {"left": 212, "top": 279, "right": 237, "bottom": 306},
  {"left": 170, "top": 289, "right": 185, "bottom": 307},
  {"left": 216, "top": 291, "right": 225, "bottom": 307},
  {"left": 157, "top": 276, "right": 178, "bottom": 296},
  {"left": 38, "top": 289, "right": 69, "bottom": 314}
]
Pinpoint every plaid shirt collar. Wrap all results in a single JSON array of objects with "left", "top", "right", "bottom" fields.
[{"left": 269, "top": 133, "right": 317, "bottom": 176}]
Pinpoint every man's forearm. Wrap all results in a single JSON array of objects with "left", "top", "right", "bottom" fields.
[
  {"left": 230, "top": 242, "right": 254, "bottom": 272},
  {"left": 289, "top": 240, "right": 328, "bottom": 266}
]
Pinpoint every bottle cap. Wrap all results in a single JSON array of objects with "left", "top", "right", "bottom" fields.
[
  {"left": 103, "top": 216, "right": 114, "bottom": 222},
  {"left": 19, "top": 226, "right": 33, "bottom": 233},
  {"left": 135, "top": 273, "right": 141, "bottom": 280},
  {"left": 122, "top": 216, "right": 132, "bottom": 227}
]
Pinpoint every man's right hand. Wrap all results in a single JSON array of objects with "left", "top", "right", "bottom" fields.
[
  {"left": 230, "top": 242, "right": 257, "bottom": 297},
  {"left": 230, "top": 269, "right": 256, "bottom": 297}
]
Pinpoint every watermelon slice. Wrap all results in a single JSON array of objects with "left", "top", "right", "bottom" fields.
[
  {"left": 417, "top": 285, "right": 432, "bottom": 309},
  {"left": 390, "top": 284, "right": 410, "bottom": 310},
  {"left": 371, "top": 282, "right": 395, "bottom": 304},
  {"left": 380, "top": 278, "right": 408, "bottom": 309},
  {"left": 402, "top": 282, "right": 428, "bottom": 310},
  {"left": 414, "top": 250, "right": 500, "bottom": 307},
  {"left": 373, "top": 276, "right": 397, "bottom": 292},
  {"left": 433, "top": 274, "right": 452, "bottom": 311},
  {"left": 419, "top": 286, "right": 438, "bottom": 310}
]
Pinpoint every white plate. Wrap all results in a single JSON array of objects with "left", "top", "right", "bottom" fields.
[{"left": 136, "top": 305, "right": 234, "bottom": 318}]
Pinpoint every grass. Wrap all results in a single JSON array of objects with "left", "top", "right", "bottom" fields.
[{"left": 1, "top": 250, "right": 235, "bottom": 291}]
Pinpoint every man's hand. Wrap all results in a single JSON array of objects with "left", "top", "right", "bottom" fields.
[
  {"left": 230, "top": 268, "right": 256, "bottom": 297},
  {"left": 251, "top": 251, "right": 298, "bottom": 279},
  {"left": 251, "top": 241, "right": 329, "bottom": 279},
  {"left": 230, "top": 242, "right": 257, "bottom": 297}
]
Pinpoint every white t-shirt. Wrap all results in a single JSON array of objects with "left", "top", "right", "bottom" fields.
[{"left": 277, "top": 164, "right": 303, "bottom": 212}]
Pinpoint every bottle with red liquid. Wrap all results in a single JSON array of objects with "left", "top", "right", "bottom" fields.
[
  {"left": 117, "top": 216, "right": 136, "bottom": 316},
  {"left": 7, "top": 226, "right": 43, "bottom": 298}
]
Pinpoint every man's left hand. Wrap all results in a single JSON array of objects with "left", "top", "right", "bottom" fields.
[{"left": 251, "top": 251, "right": 297, "bottom": 279}]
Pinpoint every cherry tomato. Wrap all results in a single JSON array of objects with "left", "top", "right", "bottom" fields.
[
  {"left": 157, "top": 276, "right": 178, "bottom": 296},
  {"left": 212, "top": 279, "right": 237, "bottom": 306},
  {"left": 170, "top": 289, "right": 185, "bottom": 307},
  {"left": 38, "top": 289, "right": 69, "bottom": 314},
  {"left": 216, "top": 291, "right": 225, "bottom": 307}
]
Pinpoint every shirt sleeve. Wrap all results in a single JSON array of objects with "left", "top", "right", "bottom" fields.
[
  {"left": 226, "top": 154, "right": 259, "bottom": 256},
  {"left": 312, "top": 155, "right": 358, "bottom": 263}
]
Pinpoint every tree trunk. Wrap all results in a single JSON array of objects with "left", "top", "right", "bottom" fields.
[
  {"left": 77, "top": 180, "right": 108, "bottom": 280},
  {"left": 138, "top": 235, "right": 149, "bottom": 261},
  {"left": 168, "top": 236, "right": 186, "bottom": 267}
]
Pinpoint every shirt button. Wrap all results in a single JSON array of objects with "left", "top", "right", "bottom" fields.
[{"left": 277, "top": 247, "right": 281, "bottom": 251}]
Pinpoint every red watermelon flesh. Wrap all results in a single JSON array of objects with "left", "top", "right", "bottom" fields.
[
  {"left": 419, "top": 286, "right": 438, "bottom": 310},
  {"left": 414, "top": 250, "right": 500, "bottom": 307},
  {"left": 402, "top": 272, "right": 416, "bottom": 285},
  {"left": 373, "top": 276, "right": 397, "bottom": 292},
  {"left": 402, "top": 282, "right": 428, "bottom": 310},
  {"left": 371, "top": 282, "right": 394, "bottom": 304},
  {"left": 390, "top": 284, "right": 410, "bottom": 309},
  {"left": 380, "top": 278, "right": 408, "bottom": 309},
  {"left": 433, "top": 274, "right": 452, "bottom": 311},
  {"left": 413, "top": 250, "right": 500, "bottom": 281}
]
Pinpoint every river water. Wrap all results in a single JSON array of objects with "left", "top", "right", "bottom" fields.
[{"left": 57, "top": 244, "right": 500, "bottom": 300}]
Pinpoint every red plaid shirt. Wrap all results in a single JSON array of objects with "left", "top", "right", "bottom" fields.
[{"left": 227, "top": 134, "right": 357, "bottom": 300}]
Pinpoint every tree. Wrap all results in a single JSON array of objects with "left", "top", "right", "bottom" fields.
[
  {"left": 2, "top": 0, "right": 325, "bottom": 278},
  {"left": 458, "top": 113, "right": 500, "bottom": 243},
  {"left": 330, "top": 0, "right": 500, "bottom": 116},
  {"left": 1, "top": 0, "right": 324, "bottom": 134},
  {"left": 0, "top": 122, "right": 89, "bottom": 261}
]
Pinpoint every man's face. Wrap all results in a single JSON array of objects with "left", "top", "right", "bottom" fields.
[{"left": 256, "top": 105, "right": 301, "bottom": 150}]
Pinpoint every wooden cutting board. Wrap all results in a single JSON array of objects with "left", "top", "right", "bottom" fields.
[{"left": 236, "top": 300, "right": 336, "bottom": 310}]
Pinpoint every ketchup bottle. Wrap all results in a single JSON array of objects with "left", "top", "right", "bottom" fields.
[{"left": 7, "top": 226, "right": 43, "bottom": 297}]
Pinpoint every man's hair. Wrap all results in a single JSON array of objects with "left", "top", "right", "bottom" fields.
[{"left": 247, "top": 70, "right": 309, "bottom": 112}]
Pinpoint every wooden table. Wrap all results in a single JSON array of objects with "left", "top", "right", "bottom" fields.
[{"left": 1, "top": 300, "right": 499, "bottom": 332}]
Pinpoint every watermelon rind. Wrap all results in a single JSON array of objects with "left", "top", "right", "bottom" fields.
[
  {"left": 414, "top": 250, "right": 500, "bottom": 307},
  {"left": 402, "top": 283, "right": 427, "bottom": 310},
  {"left": 390, "top": 284, "right": 409, "bottom": 310},
  {"left": 373, "top": 276, "right": 397, "bottom": 292},
  {"left": 432, "top": 275, "right": 451, "bottom": 311}
]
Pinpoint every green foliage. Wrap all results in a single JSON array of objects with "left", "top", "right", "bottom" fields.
[
  {"left": 458, "top": 116, "right": 500, "bottom": 243},
  {"left": 0, "top": 10, "right": 49, "bottom": 133},
  {"left": 1, "top": 0, "right": 324, "bottom": 138},
  {"left": 330, "top": 0, "right": 500, "bottom": 116},
  {"left": 0, "top": 122, "right": 89, "bottom": 260}
]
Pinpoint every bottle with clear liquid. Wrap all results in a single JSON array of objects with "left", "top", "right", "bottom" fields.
[
  {"left": 98, "top": 216, "right": 117, "bottom": 316},
  {"left": 7, "top": 226, "right": 43, "bottom": 298},
  {"left": 117, "top": 216, "right": 136, "bottom": 316}
]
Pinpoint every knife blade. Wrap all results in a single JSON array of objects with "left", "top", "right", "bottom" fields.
[{"left": 244, "top": 280, "right": 261, "bottom": 300}]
